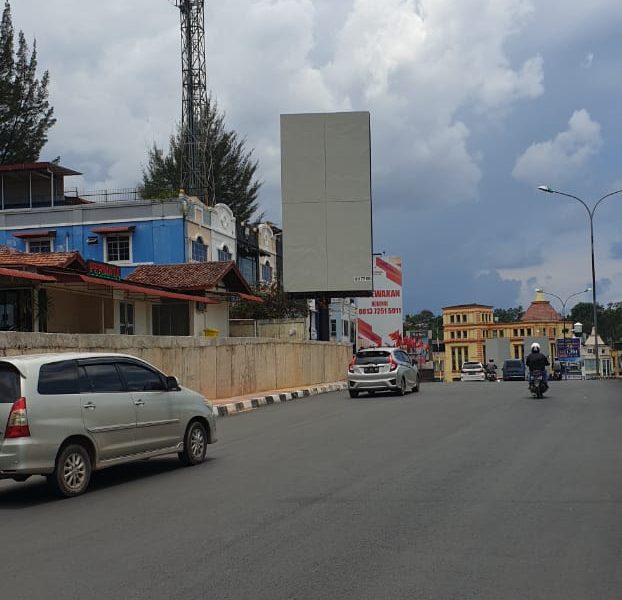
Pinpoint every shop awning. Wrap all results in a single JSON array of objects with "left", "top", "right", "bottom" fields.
[
  {"left": 13, "top": 230, "right": 56, "bottom": 239},
  {"left": 91, "top": 226, "right": 135, "bottom": 234},
  {"left": 0, "top": 267, "right": 57, "bottom": 282},
  {"left": 77, "top": 274, "right": 220, "bottom": 304}
]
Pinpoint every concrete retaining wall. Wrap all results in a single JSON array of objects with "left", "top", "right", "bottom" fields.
[
  {"left": 0, "top": 332, "right": 350, "bottom": 400},
  {"left": 229, "top": 318, "right": 308, "bottom": 340}
]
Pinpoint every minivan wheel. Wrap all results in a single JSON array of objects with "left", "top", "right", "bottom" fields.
[
  {"left": 49, "top": 444, "right": 91, "bottom": 498},
  {"left": 179, "top": 421, "right": 208, "bottom": 466}
]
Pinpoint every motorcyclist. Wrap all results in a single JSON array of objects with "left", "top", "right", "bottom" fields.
[
  {"left": 525, "top": 342, "right": 549, "bottom": 390},
  {"left": 486, "top": 359, "right": 497, "bottom": 379}
]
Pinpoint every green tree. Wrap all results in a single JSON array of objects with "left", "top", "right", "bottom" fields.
[
  {"left": 568, "top": 301, "right": 622, "bottom": 343},
  {"left": 140, "top": 96, "right": 261, "bottom": 222},
  {"left": 493, "top": 306, "right": 524, "bottom": 323},
  {"left": 601, "top": 302, "right": 622, "bottom": 344},
  {"left": 404, "top": 309, "right": 443, "bottom": 338},
  {"left": 568, "top": 302, "right": 600, "bottom": 336},
  {"left": 0, "top": 1, "right": 55, "bottom": 164},
  {"left": 229, "top": 282, "right": 308, "bottom": 320}
]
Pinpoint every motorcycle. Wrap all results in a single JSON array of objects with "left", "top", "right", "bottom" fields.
[
  {"left": 486, "top": 368, "right": 497, "bottom": 382},
  {"left": 529, "top": 370, "right": 546, "bottom": 398}
]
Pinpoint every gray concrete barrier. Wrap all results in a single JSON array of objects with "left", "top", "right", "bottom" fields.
[{"left": 0, "top": 332, "right": 351, "bottom": 400}]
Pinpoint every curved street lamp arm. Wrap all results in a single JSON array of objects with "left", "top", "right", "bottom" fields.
[
  {"left": 593, "top": 189, "right": 622, "bottom": 215},
  {"left": 541, "top": 290, "right": 563, "bottom": 306},
  {"left": 545, "top": 189, "right": 591, "bottom": 217},
  {"left": 564, "top": 289, "right": 590, "bottom": 306}
]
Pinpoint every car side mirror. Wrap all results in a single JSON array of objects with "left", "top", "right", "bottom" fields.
[{"left": 166, "top": 375, "right": 180, "bottom": 391}]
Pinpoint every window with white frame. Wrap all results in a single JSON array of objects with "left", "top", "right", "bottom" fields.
[
  {"left": 105, "top": 234, "right": 131, "bottom": 262},
  {"left": 27, "top": 238, "right": 53, "bottom": 253},
  {"left": 120, "top": 302, "right": 135, "bottom": 335},
  {"left": 261, "top": 260, "right": 273, "bottom": 282},
  {"left": 218, "top": 245, "right": 232, "bottom": 261},
  {"left": 191, "top": 236, "right": 208, "bottom": 262}
]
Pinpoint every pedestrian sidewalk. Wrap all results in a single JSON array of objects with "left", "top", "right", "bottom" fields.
[{"left": 208, "top": 381, "right": 348, "bottom": 417}]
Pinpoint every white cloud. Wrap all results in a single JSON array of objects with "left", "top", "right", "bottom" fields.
[
  {"left": 582, "top": 52, "right": 595, "bottom": 69},
  {"left": 512, "top": 109, "right": 602, "bottom": 185},
  {"left": 9, "top": 0, "right": 546, "bottom": 214}
]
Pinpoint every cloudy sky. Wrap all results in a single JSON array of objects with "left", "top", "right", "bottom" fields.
[{"left": 10, "top": 0, "right": 622, "bottom": 315}]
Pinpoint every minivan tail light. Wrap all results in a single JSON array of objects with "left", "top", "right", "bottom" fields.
[
  {"left": 389, "top": 356, "right": 398, "bottom": 371},
  {"left": 5, "top": 397, "right": 30, "bottom": 438}
]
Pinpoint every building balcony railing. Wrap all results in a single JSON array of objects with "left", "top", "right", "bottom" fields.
[
  {"left": 0, "top": 188, "right": 173, "bottom": 210},
  {"left": 64, "top": 188, "right": 148, "bottom": 203}
]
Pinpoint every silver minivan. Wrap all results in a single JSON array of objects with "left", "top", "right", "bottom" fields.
[{"left": 0, "top": 352, "right": 217, "bottom": 497}]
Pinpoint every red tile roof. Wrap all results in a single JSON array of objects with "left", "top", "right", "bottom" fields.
[
  {"left": 127, "top": 261, "right": 252, "bottom": 293},
  {"left": 0, "top": 246, "right": 86, "bottom": 270},
  {"left": 522, "top": 300, "right": 560, "bottom": 322}
]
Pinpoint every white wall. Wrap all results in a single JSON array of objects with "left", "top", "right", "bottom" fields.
[
  {"left": 191, "top": 302, "right": 229, "bottom": 337},
  {"left": 210, "top": 203, "right": 236, "bottom": 261}
]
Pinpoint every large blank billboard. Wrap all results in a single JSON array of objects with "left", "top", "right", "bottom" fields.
[{"left": 281, "top": 112, "right": 373, "bottom": 296}]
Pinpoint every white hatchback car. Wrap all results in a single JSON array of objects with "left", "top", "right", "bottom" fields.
[
  {"left": 347, "top": 347, "right": 420, "bottom": 397},
  {"left": 460, "top": 361, "right": 486, "bottom": 382},
  {"left": 0, "top": 352, "right": 217, "bottom": 497}
]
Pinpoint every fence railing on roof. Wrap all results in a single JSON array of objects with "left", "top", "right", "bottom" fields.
[{"left": 64, "top": 188, "right": 148, "bottom": 203}]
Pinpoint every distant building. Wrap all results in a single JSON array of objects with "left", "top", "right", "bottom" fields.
[
  {"left": 442, "top": 290, "right": 565, "bottom": 382},
  {"left": 581, "top": 327, "right": 613, "bottom": 378}
]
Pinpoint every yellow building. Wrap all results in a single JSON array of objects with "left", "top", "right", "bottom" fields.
[{"left": 442, "top": 291, "right": 565, "bottom": 382}]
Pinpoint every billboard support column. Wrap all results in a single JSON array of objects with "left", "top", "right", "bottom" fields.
[{"left": 317, "top": 296, "right": 330, "bottom": 342}]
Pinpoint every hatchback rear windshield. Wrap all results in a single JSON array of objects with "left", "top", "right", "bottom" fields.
[
  {"left": 355, "top": 351, "right": 391, "bottom": 365},
  {"left": 462, "top": 362, "right": 482, "bottom": 369},
  {"left": 0, "top": 363, "right": 21, "bottom": 403}
]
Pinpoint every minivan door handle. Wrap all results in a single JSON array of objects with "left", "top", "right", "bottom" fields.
[
  {"left": 134, "top": 399, "right": 145, "bottom": 406},
  {"left": 83, "top": 401, "right": 96, "bottom": 410}
]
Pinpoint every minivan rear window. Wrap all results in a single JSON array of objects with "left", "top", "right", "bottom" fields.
[
  {"left": 355, "top": 351, "right": 391, "bottom": 365},
  {"left": 38, "top": 361, "right": 81, "bottom": 395},
  {"left": 0, "top": 363, "right": 20, "bottom": 403}
]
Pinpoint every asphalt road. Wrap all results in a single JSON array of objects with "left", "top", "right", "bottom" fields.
[{"left": 2, "top": 380, "right": 622, "bottom": 600}]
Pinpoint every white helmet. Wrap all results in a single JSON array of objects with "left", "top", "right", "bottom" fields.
[{"left": 530, "top": 342, "right": 540, "bottom": 352}]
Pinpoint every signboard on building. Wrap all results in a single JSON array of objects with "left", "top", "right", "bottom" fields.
[
  {"left": 356, "top": 256, "right": 403, "bottom": 349},
  {"left": 87, "top": 260, "right": 121, "bottom": 281},
  {"left": 556, "top": 337, "right": 581, "bottom": 361}
]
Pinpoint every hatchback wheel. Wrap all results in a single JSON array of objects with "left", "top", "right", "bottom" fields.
[
  {"left": 49, "top": 444, "right": 91, "bottom": 498},
  {"left": 179, "top": 421, "right": 208, "bottom": 466},
  {"left": 413, "top": 375, "right": 420, "bottom": 393},
  {"left": 397, "top": 378, "right": 406, "bottom": 396}
]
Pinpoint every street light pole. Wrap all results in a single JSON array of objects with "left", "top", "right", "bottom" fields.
[
  {"left": 535, "top": 287, "right": 590, "bottom": 379},
  {"left": 538, "top": 186, "right": 622, "bottom": 377}
]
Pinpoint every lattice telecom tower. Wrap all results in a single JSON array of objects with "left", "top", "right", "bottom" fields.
[{"left": 175, "top": 0, "right": 212, "bottom": 204}]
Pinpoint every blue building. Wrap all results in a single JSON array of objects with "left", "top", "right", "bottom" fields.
[{"left": 0, "top": 162, "right": 263, "bottom": 336}]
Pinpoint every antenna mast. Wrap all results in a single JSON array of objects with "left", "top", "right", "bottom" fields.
[{"left": 175, "top": 0, "right": 212, "bottom": 204}]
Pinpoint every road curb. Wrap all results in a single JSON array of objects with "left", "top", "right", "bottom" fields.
[{"left": 211, "top": 381, "right": 348, "bottom": 417}]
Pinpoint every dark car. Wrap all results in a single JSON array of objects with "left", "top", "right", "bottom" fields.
[{"left": 502, "top": 359, "right": 526, "bottom": 381}]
